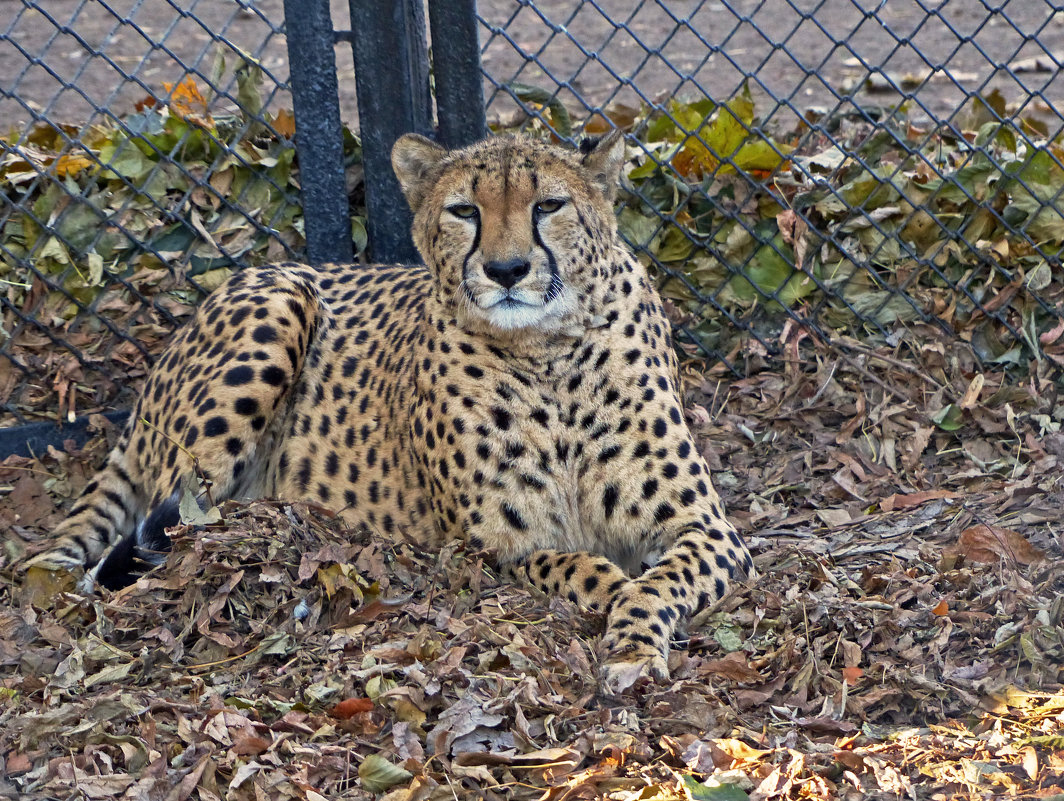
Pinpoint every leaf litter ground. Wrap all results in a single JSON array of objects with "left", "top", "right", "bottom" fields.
[
  {"left": 3, "top": 78, "right": 1064, "bottom": 799},
  {"left": 2, "top": 326, "right": 1063, "bottom": 801}
]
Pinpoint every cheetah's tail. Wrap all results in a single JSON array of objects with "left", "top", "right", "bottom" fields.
[
  {"left": 93, "top": 490, "right": 180, "bottom": 589},
  {"left": 23, "top": 439, "right": 169, "bottom": 585}
]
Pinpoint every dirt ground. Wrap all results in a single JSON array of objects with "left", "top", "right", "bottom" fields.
[{"left": 3, "top": 0, "right": 1064, "bottom": 133}]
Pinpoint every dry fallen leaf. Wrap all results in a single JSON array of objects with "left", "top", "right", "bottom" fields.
[
  {"left": 329, "top": 697, "right": 375, "bottom": 719},
  {"left": 842, "top": 666, "right": 864, "bottom": 683},
  {"left": 880, "top": 489, "right": 959, "bottom": 512},
  {"left": 946, "top": 524, "right": 1047, "bottom": 566},
  {"left": 21, "top": 565, "right": 77, "bottom": 607},
  {"left": 699, "top": 652, "right": 764, "bottom": 683}
]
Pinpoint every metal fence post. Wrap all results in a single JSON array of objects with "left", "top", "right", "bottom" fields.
[
  {"left": 347, "top": 0, "right": 433, "bottom": 264},
  {"left": 284, "top": 0, "right": 353, "bottom": 264},
  {"left": 428, "top": 0, "right": 487, "bottom": 148}
]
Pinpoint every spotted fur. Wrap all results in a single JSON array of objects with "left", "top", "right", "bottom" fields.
[{"left": 26, "top": 133, "right": 752, "bottom": 686}]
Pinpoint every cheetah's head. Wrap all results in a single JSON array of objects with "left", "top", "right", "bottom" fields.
[{"left": 392, "top": 133, "right": 626, "bottom": 336}]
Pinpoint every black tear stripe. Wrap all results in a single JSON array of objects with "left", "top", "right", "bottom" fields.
[
  {"left": 531, "top": 217, "right": 562, "bottom": 304},
  {"left": 460, "top": 216, "right": 482, "bottom": 293}
]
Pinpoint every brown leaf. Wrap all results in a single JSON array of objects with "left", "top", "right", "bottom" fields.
[
  {"left": 959, "top": 373, "right": 985, "bottom": 409},
  {"left": 795, "top": 716, "right": 859, "bottom": 735},
  {"left": 454, "top": 746, "right": 582, "bottom": 770},
  {"left": 21, "top": 566, "right": 76, "bottom": 608},
  {"left": 841, "top": 666, "right": 863, "bottom": 683},
  {"left": 584, "top": 104, "right": 639, "bottom": 133},
  {"left": 231, "top": 731, "right": 271, "bottom": 756},
  {"left": 328, "top": 697, "right": 374, "bottom": 720},
  {"left": 698, "top": 652, "right": 764, "bottom": 683},
  {"left": 880, "top": 489, "right": 959, "bottom": 511},
  {"left": 776, "top": 209, "right": 809, "bottom": 272},
  {"left": 347, "top": 597, "right": 410, "bottom": 624},
  {"left": 945, "top": 524, "right": 1047, "bottom": 565},
  {"left": 1039, "top": 317, "right": 1064, "bottom": 345},
  {"left": 4, "top": 751, "right": 33, "bottom": 776},
  {"left": 2, "top": 474, "right": 61, "bottom": 531},
  {"left": 166, "top": 750, "right": 214, "bottom": 800}
]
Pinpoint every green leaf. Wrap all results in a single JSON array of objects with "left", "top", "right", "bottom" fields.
[
  {"left": 1025, "top": 259, "right": 1052, "bottom": 291},
  {"left": 923, "top": 160, "right": 999, "bottom": 205},
  {"left": 731, "top": 138, "right": 792, "bottom": 172},
  {"left": 352, "top": 217, "right": 368, "bottom": 256},
  {"left": 55, "top": 201, "right": 103, "bottom": 253},
  {"left": 645, "top": 98, "right": 716, "bottom": 144},
  {"left": 149, "top": 223, "right": 196, "bottom": 256},
  {"left": 36, "top": 236, "right": 72, "bottom": 267},
  {"left": 963, "top": 88, "right": 1007, "bottom": 132},
  {"left": 683, "top": 775, "right": 749, "bottom": 801},
  {"left": 713, "top": 625, "right": 744, "bottom": 652},
  {"left": 931, "top": 404, "right": 964, "bottom": 432},
  {"left": 195, "top": 267, "right": 234, "bottom": 293},
  {"left": 628, "top": 143, "right": 680, "bottom": 180},
  {"left": 725, "top": 235, "right": 815, "bottom": 308},
  {"left": 703, "top": 91, "right": 753, "bottom": 161},
  {"left": 235, "top": 54, "right": 265, "bottom": 121},
  {"left": 844, "top": 292, "right": 921, "bottom": 326},
  {"left": 507, "top": 82, "right": 572, "bottom": 137},
  {"left": 365, "top": 674, "right": 398, "bottom": 700},
  {"left": 655, "top": 226, "right": 694, "bottom": 263},
  {"left": 99, "top": 136, "right": 154, "bottom": 181},
  {"left": 86, "top": 252, "right": 104, "bottom": 286},
  {"left": 617, "top": 207, "right": 659, "bottom": 250},
  {"left": 359, "top": 754, "right": 412, "bottom": 794}
]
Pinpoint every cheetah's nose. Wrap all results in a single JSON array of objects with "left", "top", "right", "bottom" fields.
[{"left": 484, "top": 258, "right": 531, "bottom": 289}]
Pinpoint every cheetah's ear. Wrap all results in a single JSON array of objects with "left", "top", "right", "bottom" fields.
[
  {"left": 392, "top": 133, "right": 447, "bottom": 213},
  {"left": 579, "top": 129, "right": 626, "bottom": 201}
]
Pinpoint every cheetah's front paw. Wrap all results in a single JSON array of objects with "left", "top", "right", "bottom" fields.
[{"left": 600, "top": 640, "right": 669, "bottom": 694}]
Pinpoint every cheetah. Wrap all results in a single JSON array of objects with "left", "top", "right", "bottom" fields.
[{"left": 25, "top": 132, "right": 752, "bottom": 687}]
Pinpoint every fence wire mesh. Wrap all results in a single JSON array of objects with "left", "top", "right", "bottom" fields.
[
  {"left": 0, "top": 0, "right": 315, "bottom": 428},
  {"left": 478, "top": 1, "right": 1064, "bottom": 378},
  {"left": 3, "top": 1, "right": 1064, "bottom": 432}
]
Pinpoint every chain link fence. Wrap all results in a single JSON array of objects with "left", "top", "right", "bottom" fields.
[
  {"left": 3, "top": 1, "right": 1064, "bottom": 435},
  {"left": 1, "top": 0, "right": 320, "bottom": 430},
  {"left": 479, "top": 1, "right": 1064, "bottom": 377}
]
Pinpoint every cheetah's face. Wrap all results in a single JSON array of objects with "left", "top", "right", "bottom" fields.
[
  {"left": 393, "top": 133, "right": 625, "bottom": 335},
  {"left": 437, "top": 171, "right": 580, "bottom": 331}
]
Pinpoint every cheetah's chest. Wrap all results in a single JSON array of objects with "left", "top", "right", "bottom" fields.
[{"left": 410, "top": 338, "right": 679, "bottom": 565}]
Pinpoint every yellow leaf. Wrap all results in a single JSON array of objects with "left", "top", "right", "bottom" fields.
[
  {"left": 163, "top": 76, "right": 212, "bottom": 125},
  {"left": 317, "top": 563, "right": 342, "bottom": 598},
  {"left": 22, "top": 566, "right": 77, "bottom": 607},
  {"left": 54, "top": 152, "right": 94, "bottom": 177},
  {"left": 272, "top": 108, "right": 296, "bottom": 138}
]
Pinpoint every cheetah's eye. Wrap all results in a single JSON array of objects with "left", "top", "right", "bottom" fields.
[
  {"left": 534, "top": 198, "right": 566, "bottom": 214},
  {"left": 447, "top": 203, "right": 479, "bottom": 219}
]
